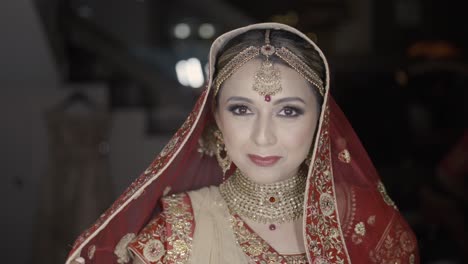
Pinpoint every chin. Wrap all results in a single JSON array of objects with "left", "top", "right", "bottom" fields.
[{"left": 245, "top": 167, "right": 287, "bottom": 183}]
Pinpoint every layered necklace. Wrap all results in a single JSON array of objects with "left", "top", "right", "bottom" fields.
[{"left": 219, "top": 168, "right": 307, "bottom": 230}]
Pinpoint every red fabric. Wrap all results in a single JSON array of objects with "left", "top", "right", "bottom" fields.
[
  {"left": 66, "top": 23, "right": 419, "bottom": 264},
  {"left": 329, "top": 98, "right": 418, "bottom": 263}
]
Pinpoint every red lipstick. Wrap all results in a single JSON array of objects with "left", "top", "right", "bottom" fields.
[{"left": 248, "top": 154, "right": 281, "bottom": 167}]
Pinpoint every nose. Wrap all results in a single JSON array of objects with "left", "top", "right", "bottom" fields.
[{"left": 251, "top": 114, "right": 277, "bottom": 147}]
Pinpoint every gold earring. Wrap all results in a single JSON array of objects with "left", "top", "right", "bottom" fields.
[{"left": 214, "top": 129, "right": 232, "bottom": 181}]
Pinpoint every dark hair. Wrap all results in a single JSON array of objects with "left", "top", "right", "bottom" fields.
[{"left": 213, "top": 29, "right": 326, "bottom": 108}]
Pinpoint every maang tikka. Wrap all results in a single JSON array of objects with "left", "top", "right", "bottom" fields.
[
  {"left": 213, "top": 29, "right": 325, "bottom": 100},
  {"left": 253, "top": 29, "right": 282, "bottom": 102}
]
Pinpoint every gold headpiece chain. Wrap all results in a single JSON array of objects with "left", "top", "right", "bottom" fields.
[{"left": 213, "top": 30, "right": 325, "bottom": 99}]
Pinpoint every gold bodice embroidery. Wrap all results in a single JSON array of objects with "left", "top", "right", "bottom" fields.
[{"left": 230, "top": 214, "right": 308, "bottom": 264}]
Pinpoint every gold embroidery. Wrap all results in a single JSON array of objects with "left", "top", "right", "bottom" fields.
[
  {"left": 284, "top": 255, "right": 310, "bottom": 264},
  {"left": 354, "top": 222, "right": 366, "bottom": 236},
  {"left": 409, "top": 254, "right": 415, "bottom": 264},
  {"left": 305, "top": 106, "right": 349, "bottom": 263},
  {"left": 143, "top": 239, "right": 165, "bottom": 262},
  {"left": 369, "top": 222, "right": 417, "bottom": 264},
  {"left": 128, "top": 193, "right": 194, "bottom": 264},
  {"left": 312, "top": 257, "right": 329, "bottom": 264},
  {"left": 230, "top": 214, "right": 308, "bottom": 263},
  {"left": 400, "top": 231, "right": 416, "bottom": 253},
  {"left": 164, "top": 194, "right": 194, "bottom": 263},
  {"left": 87, "top": 245, "right": 96, "bottom": 260},
  {"left": 342, "top": 187, "right": 357, "bottom": 239},
  {"left": 246, "top": 239, "right": 265, "bottom": 257},
  {"left": 367, "top": 215, "right": 376, "bottom": 225},
  {"left": 338, "top": 149, "right": 351, "bottom": 163},
  {"left": 319, "top": 193, "right": 335, "bottom": 216},
  {"left": 377, "top": 181, "right": 398, "bottom": 210},
  {"left": 160, "top": 136, "right": 180, "bottom": 157},
  {"left": 352, "top": 222, "right": 366, "bottom": 245},
  {"left": 172, "top": 240, "right": 189, "bottom": 256},
  {"left": 114, "top": 233, "right": 136, "bottom": 264},
  {"left": 128, "top": 215, "right": 167, "bottom": 264}
]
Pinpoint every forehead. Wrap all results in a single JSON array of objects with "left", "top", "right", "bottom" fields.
[{"left": 219, "top": 58, "right": 314, "bottom": 100}]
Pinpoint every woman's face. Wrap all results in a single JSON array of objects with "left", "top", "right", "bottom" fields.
[{"left": 215, "top": 58, "right": 321, "bottom": 184}]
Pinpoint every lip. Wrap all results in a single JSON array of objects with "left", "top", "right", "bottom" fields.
[{"left": 248, "top": 154, "right": 282, "bottom": 167}]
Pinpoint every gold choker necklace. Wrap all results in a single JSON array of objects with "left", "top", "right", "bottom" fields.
[{"left": 219, "top": 168, "right": 307, "bottom": 225}]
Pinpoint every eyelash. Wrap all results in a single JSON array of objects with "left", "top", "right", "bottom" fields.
[
  {"left": 227, "top": 104, "right": 304, "bottom": 117},
  {"left": 278, "top": 106, "right": 304, "bottom": 117},
  {"left": 227, "top": 104, "right": 252, "bottom": 115}
]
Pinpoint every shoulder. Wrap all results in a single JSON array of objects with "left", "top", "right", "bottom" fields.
[
  {"left": 186, "top": 186, "right": 225, "bottom": 218},
  {"left": 186, "top": 186, "right": 220, "bottom": 206},
  {"left": 159, "top": 186, "right": 220, "bottom": 215}
]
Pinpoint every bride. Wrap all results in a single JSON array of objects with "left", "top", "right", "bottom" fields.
[{"left": 67, "top": 23, "right": 419, "bottom": 264}]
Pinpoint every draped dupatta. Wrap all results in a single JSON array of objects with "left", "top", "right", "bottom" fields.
[{"left": 66, "top": 23, "right": 419, "bottom": 264}]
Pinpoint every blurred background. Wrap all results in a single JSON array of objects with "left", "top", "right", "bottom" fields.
[{"left": 1, "top": 0, "right": 466, "bottom": 263}]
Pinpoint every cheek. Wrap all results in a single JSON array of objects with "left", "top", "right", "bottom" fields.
[
  {"left": 218, "top": 115, "right": 251, "bottom": 153},
  {"left": 279, "top": 120, "right": 316, "bottom": 153}
]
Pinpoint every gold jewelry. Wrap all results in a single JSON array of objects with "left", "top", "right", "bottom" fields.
[
  {"left": 214, "top": 129, "right": 231, "bottom": 180},
  {"left": 252, "top": 29, "right": 282, "bottom": 102},
  {"left": 213, "top": 30, "right": 325, "bottom": 99},
  {"left": 214, "top": 46, "right": 259, "bottom": 96},
  {"left": 197, "top": 124, "right": 218, "bottom": 157},
  {"left": 275, "top": 47, "right": 325, "bottom": 96},
  {"left": 219, "top": 168, "right": 307, "bottom": 224}
]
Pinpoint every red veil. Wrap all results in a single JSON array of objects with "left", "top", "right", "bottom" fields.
[{"left": 66, "top": 23, "right": 419, "bottom": 264}]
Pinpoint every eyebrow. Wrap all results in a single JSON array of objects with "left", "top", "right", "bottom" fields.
[
  {"left": 226, "top": 96, "right": 254, "bottom": 104},
  {"left": 225, "top": 96, "right": 306, "bottom": 105},
  {"left": 273, "top": 97, "right": 306, "bottom": 105}
]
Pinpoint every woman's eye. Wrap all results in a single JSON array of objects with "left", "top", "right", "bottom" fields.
[
  {"left": 228, "top": 105, "right": 252, "bottom": 115},
  {"left": 278, "top": 106, "right": 303, "bottom": 117}
]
